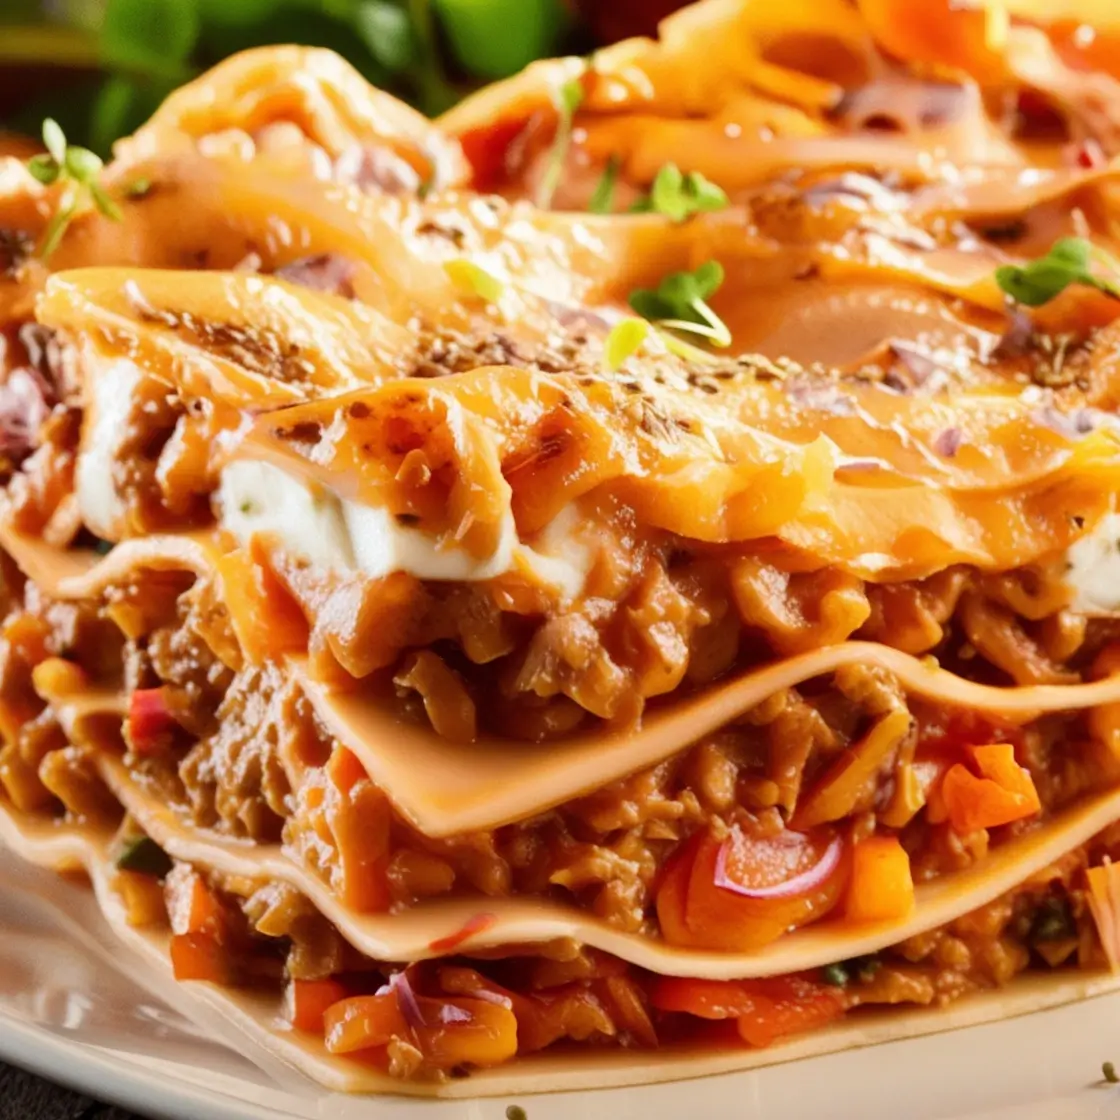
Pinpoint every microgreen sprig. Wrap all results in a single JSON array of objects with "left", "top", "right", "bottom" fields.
[
  {"left": 629, "top": 261, "right": 731, "bottom": 348},
  {"left": 630, "top": 163, "right": 728, "bottom": 222},
  {"left": 588, "top": 154, "right": 620, "bottom": 215},
  {"left": 26, "top": 118, "right": 121, "bottom": 259},
  {"left": 444, "top": 259, "right": 505, "bottom": 303},
  {"left": 537, "top": 74, "right": 585, "bottom": 209},
  {"left": 995, "top": 236, "right": 1120, "bottom": 307},
  {"left": 602, "top": 318, "right": 650, "bottom": 371}
]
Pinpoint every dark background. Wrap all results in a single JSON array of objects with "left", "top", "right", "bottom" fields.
[
  {"left": 0, "top": 0, "right": 683, "bottom": 154},
  {"left": 0, "top": 1064, "right": 140, "bottom": 1120}
]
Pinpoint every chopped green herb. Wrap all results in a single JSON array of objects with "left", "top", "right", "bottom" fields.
[
  {"left": 353, "top": 1, "right": 416, "bottom": 75},
  {"left": 115, "top": 835, "right": 173, "bottom": 878},
  {"left": 853, "top": 954, "right": 882, "bottom": 981},
  {"left": 1030, "top": 896, "right": 1076, "bottom": 943},
  {"left": 125, "top": 177, "right": 152, "bottom": 199},
  {"left": 602, "top": 318, "right": 649, "bottom": 371},
  {"left": 444, "top": 259, "right": 505, "bottom": 303},
  {"left": 655, "top": 328, "right": 720, "bottom": 364},
  {"left": 27, "top": 119, "right": 122, "bottom": 259},
  {"left": 822, "top": 955, "right": 881, "bottom": 987},
  {"left": 92, "top": 538, "right": 115, "bottom": 556},
  {"left": 588, "top": 154, "right": 620, "bottom": 215},
  {"left": 1104, "top": 1061, "right": 1119, "bottom": 1084},
  {"left": 629, "top": 261, "right": 731, "bottom": 348},
  {"left": 505, "top": 1107, "right": 528, "bottom": 1120},
  {"left": 536, "top": 74, "right": 585, "bottom": 209},
  {"left": 995, "top": 237, "right": 1120, "bottom": 307},
  {"left": 631, "top": 163, "right": 729, "bottom": 222}
]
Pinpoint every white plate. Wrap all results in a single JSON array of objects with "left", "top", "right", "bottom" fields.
[{"left": 1, "top": 851, "right": 1119, "bottom": 1120}]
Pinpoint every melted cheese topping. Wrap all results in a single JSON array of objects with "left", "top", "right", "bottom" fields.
[
  {"left": 75, "top": 356, "right": 141, "bottom": 539},
  {"left": 1066, "top": 513, "right": 1120, "bottom": 615},
  {"left": 217, "top": 457, "right": 593, "bottom": 599}
]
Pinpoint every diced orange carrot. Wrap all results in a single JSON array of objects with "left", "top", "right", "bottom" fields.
[
  {"left": 286, "top": 978, "right": 351, "bottom": 1033},
  {"left": 323, "top": 986, "right": 517, "bottom": 1069},
  {"left": 164, "top": 865, "right": 224, "bottom": 938},
  {"left": 649, "top": 975, "right": 845, "bottom": 1047},
  {"left": 649, "top": 976, "right": 761, "bottom": 1020},
  {"left": 169, "top": 932, "right": 231, "bottom": 983},
  {"left": 941, "top": 743, "right": 1041, "bottom": 833},
  {"left": 735, "top": 976, "right": 846, "bottom": 1048},
  {"left": 845, "top": 835, "right": 914, "bottom": 923},
  {"left": 414, "top": 996, "right": 517, "bottom": 1068},
  {"left": 324, "top": 992, "right": 410, "bottom": 1055},
  {"left": 216, "top": 541, "right": 308, "bottom": 665}
]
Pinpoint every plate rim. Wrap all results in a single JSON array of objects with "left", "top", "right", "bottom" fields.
[{"left": 0, "top": 1016, "right": 286, "bottom": 1120}]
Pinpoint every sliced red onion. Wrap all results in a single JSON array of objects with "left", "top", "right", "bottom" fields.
[
  {"left": 833, "top": 77, "right": 969, "bottom": 133},
  {"left": 836, "top": 458, "right": 884, "bottom": 473},
  {"left": 933, "top": 427, "right": 962, "bottom": 458},
  {"left": 462, "top": 986, "right": 513, "bottom": 1009},
  {"left": 889, "top": 342, "right": 940, "bottom": 387},
  {"left": 713, "top": 832, "right": 843, "bottom": 900},
  {"left": 389, "top": 969, "right": 425, "bottom": 1030},
  {"left": 786, "top": 378, "right": 857, "bottom": 416},
  {"left": 991, "top": 307, "right": 1034, "bottom": 359},
  {"left": 274, "top": 254, "right": 357, "bottom": 300},
  {"left": 335, "top": 144, "right": 422, "bottom": 195}
]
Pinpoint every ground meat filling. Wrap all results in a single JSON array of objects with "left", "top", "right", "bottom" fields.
[
  {"left": 98, "top": 577, "right": 1118, "bottom": 934},
  {"left": 2, "top": 560, "right": 1116, "bottom": 938}
]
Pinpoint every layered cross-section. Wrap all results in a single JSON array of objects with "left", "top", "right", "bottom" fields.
[{"left": 3, "top": 0, "right": 1120, "bottom": 1096}]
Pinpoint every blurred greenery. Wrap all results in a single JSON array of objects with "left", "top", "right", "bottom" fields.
[{"left": 0, "top": 0, "right": 582, "bottom": 155}]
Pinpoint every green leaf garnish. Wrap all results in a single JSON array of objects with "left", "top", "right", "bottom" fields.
[
  {"left": 629, "top": 260, "right": 731, "bottom": 348},
  {"left": 995, "top": 237, "right": 1120, "bottom": 307},
  {"left": 115, "top": 834, "right": 173, "bottom": 878},
  {"left": 536, "top": 74, "right": 585, "bottom": 209},
  {"left": 444, "top": 259, "right": 505, "bottom": 303},
  {"left": 354, "top": 1, "right": 416, "bottom": 75},
  {"left": 125, "top": 177, "right": 152, "bottom": 199},
  {"left": 602, "top": 318, "right": 649, "bottom": 372},
  {"left": 99, "top": 0, "right": 199, "bottom": 82},
  {"left": 28, "top": 118, "right": 122, "bottom": 258},
  {"left": 588, "top": 154, "right": 620, "bottom": 216},
  {"left": 630, "top": 163, "right": 728, "bottom": 222},
  {"left": 42, "top": 118, "right": 67, "bottom": 164},
  {"left": 820, "top": 962, "right": 849, "bottom": 987}
]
